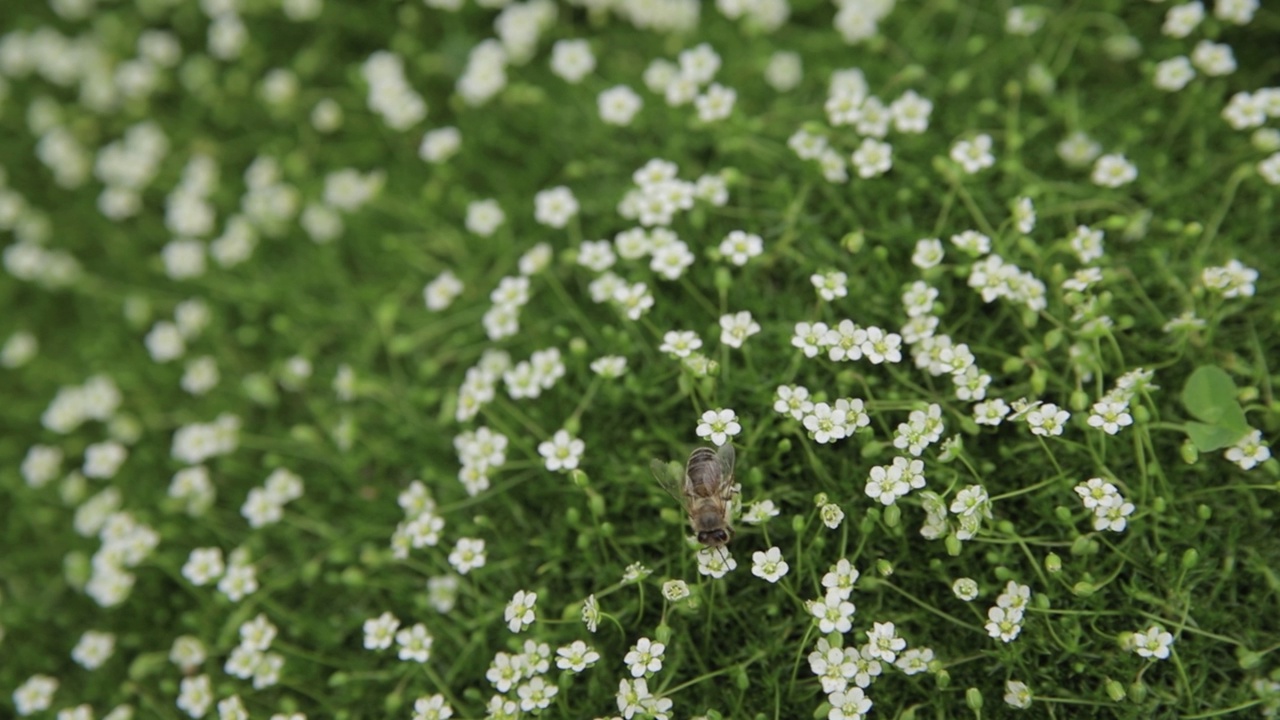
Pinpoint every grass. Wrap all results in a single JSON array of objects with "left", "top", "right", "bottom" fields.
[{"left": 1, "top": 0, "right": 1279, "bottom": 718}]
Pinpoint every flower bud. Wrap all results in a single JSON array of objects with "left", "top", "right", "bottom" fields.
[
  {"left": 1105, "top": 678, "right": 1126, "bottom": 702},
  {"left": 965, "top": 687, "right": 983, "bottom": 711},
  {"left": 1045, "top": 552, "right": 1062, "bottom": 573}
]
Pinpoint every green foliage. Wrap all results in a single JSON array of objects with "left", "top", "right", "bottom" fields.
[{"left": 1, "top": 1, "right": 1279, "bottom": 720}]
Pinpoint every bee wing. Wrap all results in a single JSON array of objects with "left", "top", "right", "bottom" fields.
[
  {"left": 650, "top": 459, "right": 689, "bottom": 508},
  {"left": 715, "top": 443, "right": 736, "bottom": 494}
]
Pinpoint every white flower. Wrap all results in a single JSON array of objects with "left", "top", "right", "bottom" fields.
[
  {"left": 555, "top": 640, "right": 600, "bottom": 673},
  {"left": 865, "top": 621, "right": 906, "bottom": 663},
  {"left": 811, "top": 270, "right": 848, "bottom": 301},
  {"left": 599, "top": 85, "right": 643, "bottom": 125},
  {"left": 1225, "top": 429, "right": 1270, "bottom": 470},
  {"left": 719, "top": 311, "right": 760, "bottom": 349},
  {"left": 911, "top": 238, "right": 944, "bottom": 269},
  {"left": 447, "top": 537, "right": 485, "bottom": 574},
  {"left": 952, "top": 577, "right": 980, "bottom": 601},
  {"left": 985, "top": 606, "right": 1023, "bottom": 643},
  {"left": 804, "top": 403, "right": 848, "bottom": 444},
  {"left": 650, "top": 240, "right": 695, "bottom": 280},
  {"left": 177, "top": 674, "right": 212, "bottom": 719},
  {"left": 821, "top": 559, "right": 860, "bottom": 599},
  {"left": 695, "top": 83, "right": 737, "bottom": 122},
  {"left": 363, "top": 611, "right": 399, "bottom": 650},
  {"left": 895, "top": 647, "right": 934, "bottom": 675},
  {"left": 811, "top": 589, "right": 856, "bottom": 634},
  {"left": 537, "top": 430, "right": 585, "bottom": 472},
  {"left": 83, "top": 441, "right": 127, "bottom": 479},
  {"left": 516, "top": 676, "right": 557, "bottom": 712},
  {"left": 751, "top": 546, "right": 789, "bottom": 583},
  {"left": 742, "top": 500, "right": 780, "bottom": 525},
  {"left": 614, "top": 281, "right": 654, "bottom": 320},
  {"left": 624, "top": 637, "right": 666, "bottom": 677},
  {"left": 890, "top": 89, "right": 932, "bottom": 133},
  {"left": 1027, "top": 403, "right": 1069, "bottom": 437},
  {"left": 821, "top": 502, "right": 845, "bottom": 529},
  {"left": 950, "top": 134, "right": 994, "bottom": 174},
  {"left": 419, "top": 127, "right": 461, "bottom": 163},
  {"left": 12, "top": 674, "right": 58, "bottom": 716},
  {"left": 1130, "top": 625, "right": 1175, "bottom": 660},
  {"left": 591, "top": 355, "right": 628, "bottom": 378},
  {"left": 659, "top": 330, "right": 702, "bottom": 358},
  {"left": 1087, "top": 400, "right": 1133, "bottom": 435},
  {"left": 504, "top": 590, "right": 537, "bottom": 633},
  {"left": 851, "top": 137, "right": 893, "bottom": 178},
  {"left": 695, "top": 547, "right": 737, "bottom": 578},
  {"left": 1215, "top": 0, "right": 1258, "bottom": 25},
  {"left": 828, "top": 687, "right": 873, "bottom": 720},
  {"left": 576, "top": 239, "right": 616, "bottom": 272},
  {"left": 1094, "top": 495, "right": 1136, "bottom": 532},
  {"left": 72, "top": 630, "right": 116, "bottom": 670},
  {"left": 1091, "top": 154, "right": 1137, "bottom": 188},
  {"left": 1154, "top": 56, "right": 1196, "bottom": 91},
  {"left": 764, "top": 51, "right": 802, "bottom": 92},
  {"left": 719, "top": 230, "right": 762, "bottom": 266},
  {"left": 662, "top": 579, "right": 690, "bottom": 601},
  {"left": 696, "top": 408, "right": 741, "bottom": 446},
  {"left": 412, "top": 694, "right": 454, "bottom": 720},
  {"left": 395, "top": 623, "right": 434, "bottom": 663},
  {"left": 550, "top": 39, "right": 595, "bottom": 83},
  {"left": 860, "top": 327, "right": 902, "bottom": 364},
  {"left": 533, "top": 186, "right": 578, "bottom": 228},
  {"left": 774, "top": 384, "right": 814, "bottom": 420},
  {"left": 1163, "top": 1, "right": 1204, "bottom": 38},
  {"left": 1069, "top": 225, "right": 1105, "bottom": 263},
  {"left": 182, "top": 547, "right": 225, "bottom": 586},
  {"left": 1004, "top": 680, "right": 1033, "bottom": 709},
  {"left": 791, "top": 322, "right": 830, "bottom": 358}
]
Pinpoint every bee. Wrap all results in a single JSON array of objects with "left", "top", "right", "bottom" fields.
[{"left": 650, "top": 443, "right": 738, "bottom": 549}]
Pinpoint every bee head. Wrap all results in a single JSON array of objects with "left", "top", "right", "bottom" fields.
[{"left": 697, "top": 528, "right": 731, "bottom": 546}]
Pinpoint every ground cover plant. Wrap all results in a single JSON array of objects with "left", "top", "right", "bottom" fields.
[{"left": 1, "top": 0, "right": 1279, "bottom": 718}]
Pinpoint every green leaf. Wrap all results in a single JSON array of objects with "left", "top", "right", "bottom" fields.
[
  {"left": 1181, "top": 366, "right": 1245, "bottom": 426},
  {"left": 1185, "top": 421, "right": 1248, "bottom": 452}
]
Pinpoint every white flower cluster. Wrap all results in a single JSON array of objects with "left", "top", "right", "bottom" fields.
[
  {"left": 454, "top": 426, "right": 509, "bottom": 497},
  {"left": 454, "top": 348, "right": 509, "bottom": 423},
  {"left": 1074, "top": 478, "right": 1136, "bottom": 532},
  {"left": 503, "top": 346, "right": 566, "bottom": 400},
  {"left": 865, "top": 456, "right": 926, "bottom": 505},
  {"left": 86, "top": 511, "right": 160, "bottom": 608},
  {"left": 458, "top": 39, "right": 509, "bottom": 107},
  {"left": 93, "top": 121, "right": 168, "bottom": 219},
  {"left": 171, "top": 413, "right": 241, "bottom": 465},
  {"left": 224, "top": 614, "right": 286, "bottom": 689},
  {"left": 642, "top": 43, "right": 732, "bottom": 124},
  {"left": 806, "top": 584, "right": 930, "bottom": 720},
  {"left": 919, "top": 483, "right": 992, "bottom": 541},
  {"left": 793, "top": 320, "right": 906, "bottom": 365},
  {"left": 145, "top": 297, "right": 212, "bottom": 364},
  {"left": 619, "top": 157, "right": 728, "bottom": 229},
  {"left": 835, "top": 0, "right": 896, "bottom": 44},
  {"left": 1201, "top": 258, "right": 1258, "bottom": 298},
  {"left": 363, "top": 610, "right": 437, "bottom": 666},
  {"left": 1084, "top": 369, "right": 1152, "bottom": 436},
  {"left": 891, "top": 404, "right": 945, "bottom": 456},
  {"left": 238, "top": 155, "right": 301, "bottom": 238},
  {"left": 323, "top": 167, "right": 385, "bottom": 214},
  {"left": 801, "top": 397, "right": 871, "bottom": 445},
  {"left": 984, "top": 581, "right": 1032, "bottom": 643},
  {"left": 483, "top": 275, "right": 535, "bottom": 340},
  {"left": 239, "top": 468, "right": 304, "bottom": 529},
  {"left": 967, "top": 254, "right": 1048, "bottom": 312},
  {"left": 39, "top": 374, "right": 121, "bottom": 434},
  {"left": 616, "top": 652, "right": 674, "bottom": 719},
  {"left": 484, "top": 634, "right": 592, "bottom": 716},
  {"left": 390, "top": 481, "right": 447, "bottom": 560},
  {"left": 495, "top": 0, "right": 557, "bottom": 64},
  {"left": 360, "top": 51, "right": 427, "bottom": 130}
]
